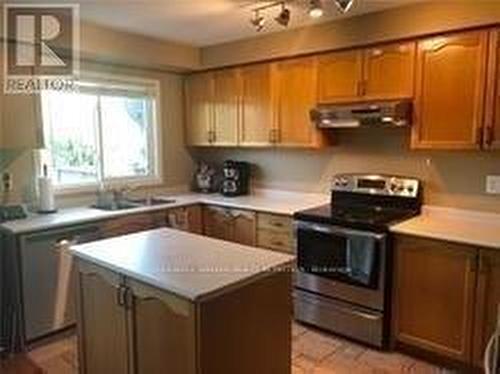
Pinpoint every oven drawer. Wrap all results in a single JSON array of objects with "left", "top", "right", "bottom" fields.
[
  {"left": 295, "top": 271, "right": 385, "bottom": 311},
  {"left": 294, "top": 290, "right": 385, "bottom": 348}
]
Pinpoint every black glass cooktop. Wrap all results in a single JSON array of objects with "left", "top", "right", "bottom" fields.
[{"left": 294, "top": 204, "right": 419, "bottom": 231}]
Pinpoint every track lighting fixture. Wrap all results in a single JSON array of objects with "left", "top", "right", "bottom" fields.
[
  {"left": 275, "top": 3, "right": 291, "bottom": 27},
  {"left": 308, "top": 0, "right": 324, "bottom": 18},
  {"left": 333, "top": 0, "right": 354, "bottom": 14},
  {"left": 250, "top": 10, "right": 265, "bottom": 32},
  {"left": 249, "top": 0, "right": 354, "bottom": 33}
]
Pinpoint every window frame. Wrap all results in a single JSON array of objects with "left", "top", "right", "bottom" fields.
[{"left": 39, "top": 71, "right": 163, "bottom": 195}]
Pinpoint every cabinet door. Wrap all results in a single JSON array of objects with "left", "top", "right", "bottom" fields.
[
  {"left": 231, "top": 209, "right": 256, "bottom": 246},
  {"left": 394, "top": 235, "right": 477, "bottom": 363},
  {"left": 167, "top": 205, "right": 203, "bottom": 234},
  {"left": 412, "top": 31, "right": 488, "bottom": 149},
  {"left": 103, "top": 213, "right": 155, "bottom": 238},
  {"left": 363, "top": 42, "right": 416, "bottom": 100},
  {"left": 484, "top": 28, "right": 500, "bottom": 149},
  {"left": 76, "top": 262, "right": 130, "bottom": 374},
  {"left": 213, "top": 69, "right": 239, "bottom": 146},
  {"left": 317, "top": 50, "right": 363, "bottom": 103},
  {"left": 275, "top": 57, "right": 325, "bottom": 148},
  {"left": 239, "top": 64, "right": 275, "bottom": 146},
  {"left": 203, "top": 205, "right": 232, "bottom": 241},
  {"left": 0, "top": 46, "right": 44, "bottom": 149},
  {"left": 473, "top": 249, "right": 500, "bottom": 368},
  {"left": 185, "top": 72, "right": 213, "bottom": 146},
  {"left": 129, "top": 280, "right": 196, "bottom": 374}
]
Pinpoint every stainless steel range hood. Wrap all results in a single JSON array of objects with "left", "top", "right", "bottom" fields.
[{"left": 310, "top": 99, "right": 413, "bottom": 129}]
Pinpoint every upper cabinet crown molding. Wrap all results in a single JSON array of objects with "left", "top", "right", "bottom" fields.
[{"left": 411, "top": 30, "right": 489, "bottom": 150}]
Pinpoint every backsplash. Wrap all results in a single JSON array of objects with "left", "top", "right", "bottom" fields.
[{"left": 192, "top": 128, "right": 500, "bottom": 213}]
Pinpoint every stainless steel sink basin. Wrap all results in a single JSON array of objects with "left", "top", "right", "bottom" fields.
[
  {"left": 127, "top": 197, "right": 177, "bottom": 206},
  {"left": 90, "top": 201, "right": 143, "bottom": 211},
  {"left": 91, "top": 197, "right": 177, "bottom": 211}
]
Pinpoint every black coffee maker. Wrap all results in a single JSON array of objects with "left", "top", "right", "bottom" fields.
[{"left": 221, "top": 160, "right": 251, "bottom": 197}]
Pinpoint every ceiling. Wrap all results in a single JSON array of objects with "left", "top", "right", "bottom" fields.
[{"left": 11, "top": 0, "right": 425, "bottom": 47}]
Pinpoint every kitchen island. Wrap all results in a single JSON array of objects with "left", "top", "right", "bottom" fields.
[{"left": 70, "top": 228, "right": 294, "bottom": 374}]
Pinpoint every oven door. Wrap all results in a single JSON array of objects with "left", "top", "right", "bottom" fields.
[{"left": 295, "top": 221, "right": 387, "bottom": 310}]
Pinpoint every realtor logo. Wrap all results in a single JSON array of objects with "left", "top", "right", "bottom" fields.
[{"left": 3, "top": 4, "right": 79, "bottom": 93}]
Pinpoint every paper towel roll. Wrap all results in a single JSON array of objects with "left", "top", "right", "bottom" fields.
[{"left": 38, "top": 176, "right": 56, "bottom": 213}]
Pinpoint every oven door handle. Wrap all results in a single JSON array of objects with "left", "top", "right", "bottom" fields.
[{"left": 295, "top": 221, "right": 386, "bottom": 241}]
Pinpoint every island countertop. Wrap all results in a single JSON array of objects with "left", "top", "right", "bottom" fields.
[{"left": 70, "top": 227, "right": 295, "bottom": 302}]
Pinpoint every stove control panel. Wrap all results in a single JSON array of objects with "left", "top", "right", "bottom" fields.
[{"left": 332, "top": 174, "right": 420, "bottom": 198}]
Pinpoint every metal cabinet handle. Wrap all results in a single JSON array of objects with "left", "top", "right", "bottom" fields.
[{"left": 117, "top": 285, "right": 134, "bottom": 309}]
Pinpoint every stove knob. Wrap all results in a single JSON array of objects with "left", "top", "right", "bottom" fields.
[
  {"left": 390, "top": 180, "right": 404, "bottom": 193},
  {"left": 334, "top": 178, "right": 348, "bottom": 188},
  {"left": 407, "top": 185, "right": 415, "bottom": 194}
]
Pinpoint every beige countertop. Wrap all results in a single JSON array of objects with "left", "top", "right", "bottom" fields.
[
  {"left": 390, "top": 206, "right": 500, "bottom": 250},
  {"left": 0, "top": 190, "right": 329, "bottom": 235},
  {"left": 70, "top": 228, "right": 294, "bottom": 302}
]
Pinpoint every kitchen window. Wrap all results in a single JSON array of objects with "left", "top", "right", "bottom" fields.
[{"left": 40, "top": 74, "right": 162, "bottom": 192}]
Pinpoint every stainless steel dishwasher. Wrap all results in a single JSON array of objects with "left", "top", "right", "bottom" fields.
[{"left": 20, "top": 224, "right": 101, "bottom": 341}]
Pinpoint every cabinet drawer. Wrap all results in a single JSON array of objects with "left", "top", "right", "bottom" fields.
[
  {"left": 257, "top": 229, "right": 293, "bottom": 253},
  {"left": 257, "top": 213, "right": 292, "bottom": 233},
  {"left": 103, "top": 213, "right": 155, "bottom": 238}
]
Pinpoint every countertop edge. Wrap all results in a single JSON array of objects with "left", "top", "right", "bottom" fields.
[
  {"left": 1, "top": 192, "right": 329, "bottom": 235},
  {"left": 71, "top": 248, "right": 295, "bottom": 303}
]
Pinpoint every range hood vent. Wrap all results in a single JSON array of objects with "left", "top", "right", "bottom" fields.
[{"left": 310, "top": 99, "right": 413, "bottom": 129}]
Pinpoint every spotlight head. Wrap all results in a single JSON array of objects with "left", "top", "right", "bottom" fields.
[
  {"left": 333, "top": 0, "right": 354, "bottom": 14},
  {"left": 275, "top": 7, "right": 290, "bottom": 27},
  {"left": 308, "top": 0, "right": 324, "bottom": 18},
  {"left": 250, "top": 12, "right": 265, "bottom": 31}
]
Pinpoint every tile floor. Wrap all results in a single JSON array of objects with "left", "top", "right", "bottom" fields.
[{"left": 24, "top": 323, "right": 449, "bottom": 374}]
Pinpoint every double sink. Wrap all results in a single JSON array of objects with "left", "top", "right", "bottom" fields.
[{"left": 91, "top": 196, "right": 177, "bottom": 211}]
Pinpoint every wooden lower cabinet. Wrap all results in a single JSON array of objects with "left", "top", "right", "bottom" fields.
[
  {"left": 393, "top": 235, "right": 477, "bottom": 364},
  {"left": 76, "top": 262, "right": 130, "bottom": 374},
  {"left": 203, "top": 206, "right": 256, "bottom": 246},
  {"left": 102, "top": 213, "right": 157, "bottom": 238},
  {"left": 473, "top": 249, "right": 500, "bottom": 368},
  {"left": 256, "top": 213, "right": 294, "bottom": 253},
  {"left": 76, "top": 260, "right": 291, "bottom": 374},
  {"left": 130, "top": 279, "right": 197, "bottom": 374},
  {"left": 166, "top": 205, "right": 203, "bottom": 234}
]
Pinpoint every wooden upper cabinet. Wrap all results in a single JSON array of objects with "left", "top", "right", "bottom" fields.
[
  {"left": 411, "top": 30, "right": 489, "bottom": 150},
  {"left": 363, "top": 42, "right": 416, "bottom": 100},
  {"left": 239, "top": 64, "right": 275, "bottom": 146},
  {"left": 485, "top": 28, "right": 500, "bottom": 150},
  {"left": 317, "top": 50, "right": 363, "bottom": 103},
  {"left": 213, "top": 69, "right": 239, "bottom": 146},
  {"left": 473, "top": 249, "right": 500, "bottom": 368},
  {"left": 185, "top": 72, "right": 213, "bottom": 146},
  {"left": 275, "top": 57, "right": 326, "bottom": 148},
  {"left": 394, "top": 235, "right": 477, "bottom": 363}
]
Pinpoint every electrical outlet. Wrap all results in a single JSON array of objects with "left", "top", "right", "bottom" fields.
[
  {"left": 2, "top": 172, "right": 12, "bottom": 192},
  {"left": 486, "top": 175, "right": 500, "bottom": 195}
]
